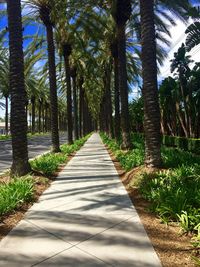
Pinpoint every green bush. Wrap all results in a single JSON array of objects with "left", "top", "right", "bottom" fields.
[
  {"left": 162, "top": 135, "right": 176, "bottom": 147},
  {"left": 138, "top": 164, "right": 200, "bottom": 231},
  {"left": 0, "top": 176, "right": 34, "bottom": 216},
  {"left": 162, "top": 146, "right": 200, "bottom": 168},
  {"left": 101, "top": 132, "right": 144, "bottom": 171},
  {"left": 163, "top": 135, "right": 200, "bottom": 154},
  {"left": 131, "top": 132, "right": 200, "bottom": 154},
  {"left": 31, "top": 153, "right": 66, "bottom": 176}
]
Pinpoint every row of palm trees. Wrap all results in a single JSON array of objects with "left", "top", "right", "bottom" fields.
[{"left": 4, "top": 0, "right": 196, "bottom": 176}]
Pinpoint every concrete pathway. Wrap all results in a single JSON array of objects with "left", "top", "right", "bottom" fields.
[{"left": 0, "top": 133, "right": 162, "bottom": 267}]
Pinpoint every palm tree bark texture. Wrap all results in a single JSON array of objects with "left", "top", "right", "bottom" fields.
[
  {"left": 7, "top": 0, "right": 31, "bottom": 176},
  {"left": 46, "top": 23, "right": 61, "bottom": 152},
  {"left": 140, "top": 0, "right": 162, "bottom": 167},
  {"left": 63, "top": 44, "right": 73, "bottom": 145},
  {"left": 110, "top": 39, "right": 120, "bottom": 141},
  {"left": 71, "top": 66, "right": 79, "bottom": 140},
  {"left": 39, "top": 3, "right": 60, "bottom": 152},
  {"left": 114, "top": 0, "right": 132, "bottom": 149}
]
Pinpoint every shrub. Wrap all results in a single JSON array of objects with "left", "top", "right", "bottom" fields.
[
  {"left": 138, "top": 165, "right": 200, "bottom": 229},
  {"left": 0, "top": 176, "right": 34, "bottom": 216}
]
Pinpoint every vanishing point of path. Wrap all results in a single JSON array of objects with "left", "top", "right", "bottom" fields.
[
  {"left": 0, "top": 133, "right": 67, "bottom": 174},
  {"left": 0, "top": 133, "right": 162, "bottom": 267}
]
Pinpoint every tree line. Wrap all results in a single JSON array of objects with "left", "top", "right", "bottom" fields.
[{"left": 1, "top": 0, "right": 198, "bottom": 176}]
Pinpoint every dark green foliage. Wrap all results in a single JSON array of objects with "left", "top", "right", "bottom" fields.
[
  {"left": 0, "top": 176, "right": 34, "bottom": 216},
  {"left": 162, "top": 146, "right": 200, "bottom": 168},
  {"left": 138, "top": 165, "right": 200, "bottom": 234},
  {"left": 163, "top": 135, "right": 200, "bottom": 154},
  {"left": 31, "top": 153, "right": 66, "bottom": 176},
  {"left": 101, "top": 133, "right": 144, "bottom": 171},
  {"left": 162, "top": 135, "right": 176, "bottom": 147},
  {"left": 132, "top": 132, "right": 200, "bottom": 154}
]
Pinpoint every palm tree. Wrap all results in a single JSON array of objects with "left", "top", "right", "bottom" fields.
[
  {"left": 140, "top": 0, "right": 162, "bottom": 167},
  {"left": 111, "top": 0, "right": 132, "bottom": 149},
  {"left": 55, "top": 23, "right": 73, "bottom": 144},
  {"left": 27, "top": 0, "right": 60, "bottom": 152},
  {"left": 70, "top": 65, "right": 79, "bottom": 140},
  {"left": 0, "top": 48, "right": 9, "bottom": 135},
  {"left": 7, "top": 0, "right": 31, "bottom": 176},
  {"left": 170, "top": 43, "right": 193, "bottom": 137},
  {"left": 186, "top": 22, "right": 200, "bottom": 51}
]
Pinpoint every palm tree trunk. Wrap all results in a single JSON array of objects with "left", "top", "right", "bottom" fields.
[
  {"left": 140, "top": 0, "right": 162, "bottom": 167},
  {"left": 72, "top": 72, "right": 79, "bottom": 140},
  {"left": 46, "top": 24, "right": 60, "bottom": 152},
  {"left": 63, "top": 45, "right": 73, "bottom": 144},
  {"left": 111, "top": 40, "right": 121, "bottom": 140},
  {"left": 5, "top": 96, "right": 9, "bottom": 135},
  {"left": 117, "top": 23, "right": 131, "bottom": 149},
  {"left": 31, "top": 96, "right": 35, "bottom": 134},
  {"left": 7, "top": 0, "right": 31, "bottom": 176},
  {"left": 79, "top": 78, "right": 84, "bottom": 138},
  {"left": 114, "top": 55, "right": 120, "bottom": 140},
  {"left": 38, "top": 100, "right": 42, "bottom": 133},
  {"left": 105, "top": 65, "right": 114, "bottom": 138}
]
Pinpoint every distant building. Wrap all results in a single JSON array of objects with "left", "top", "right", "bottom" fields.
[{"left": 0, "top": 122, "right": 10, "bottom": 135}]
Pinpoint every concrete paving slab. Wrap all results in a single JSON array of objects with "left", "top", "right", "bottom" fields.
[
  {"left": 77, "top": 216, "right": 161, "bottom": 267},
  {"left": 26, "top": 211, "right": 134, "bottom": 246},
  {"left": 0, "top": 133, "right": 162, "bottom": 267},
  {"left": 35, "top": 247, "right": 112, "bottom": 267},
  {"left": 0, "top": 220, "right": 72, "bottom": 267}
]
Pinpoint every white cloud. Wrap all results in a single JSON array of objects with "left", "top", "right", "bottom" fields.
[{"left": 159, "top": 19, "right": 200, "bottom": 81}]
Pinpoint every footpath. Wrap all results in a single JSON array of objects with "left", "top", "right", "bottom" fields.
[{"left": 0, "top": 133, "right": 162, "bottom": 267}]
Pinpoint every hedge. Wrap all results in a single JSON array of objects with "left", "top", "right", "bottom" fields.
[{"left": 131, "top": 133, "right": 200, "bottom": 154}]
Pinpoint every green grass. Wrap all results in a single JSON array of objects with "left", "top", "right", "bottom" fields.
[
  {"left": 0, "top": 176, "right": 34, "bottom": 216},
  {"left": 100, "top": 132, "right": 200, "bottom": 253},
  {"left": 31, "top": 134, "right": 90, "bottom": 176}
]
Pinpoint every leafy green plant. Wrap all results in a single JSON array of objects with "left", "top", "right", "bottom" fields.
[
  {"left": 31, "top": 153, "right": 66, "bottom": 176},
  {"left": 100, "top": 133, "right": 144, "bottom": 171},
  {"left": 0, "top": 176, "right": 34, "bottom": 216}
]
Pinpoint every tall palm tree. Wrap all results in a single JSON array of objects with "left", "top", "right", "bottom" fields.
[
  {"left": 186, "top": 22, "right": 200, "bottom": 51},
  {"left": 140, "top": 0, "right": 162, "bottom": 167},
  {"left": 7, "top": 0, "right": 31, "bottom": 176},
  {"left": 0, "top": 48, "right": 9, "bottom": 135},
  {"left": 111, "top": 0, "right": 132, "bottom": 149},
  {"left": 55, "top": 23, "right": 73, "bottom": 144},
  {"left": 27, "top": 0, "right": 60, "bottom": 152},
  {"left": 170, "top": 44, "right": 194, "bottom": 137}
]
